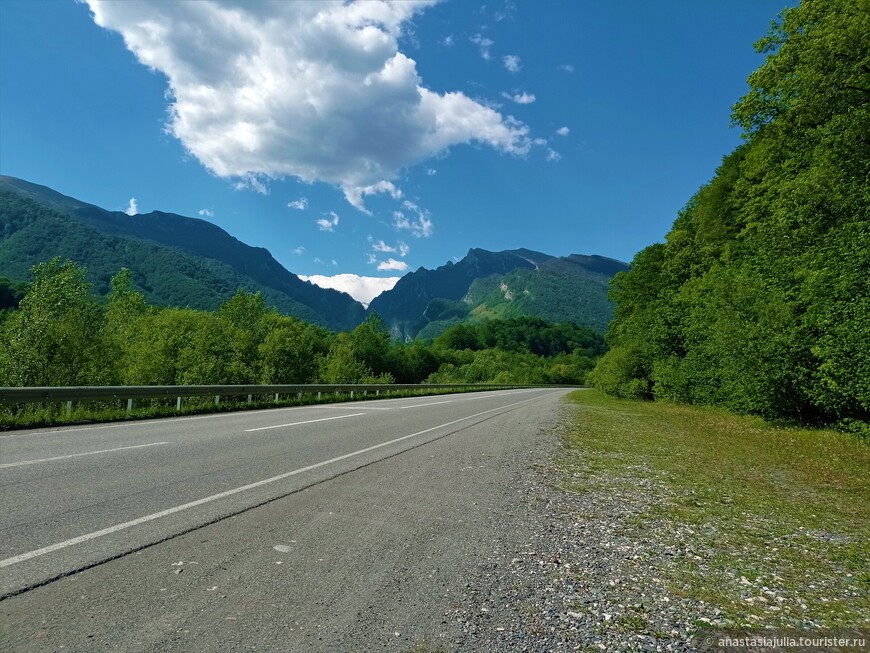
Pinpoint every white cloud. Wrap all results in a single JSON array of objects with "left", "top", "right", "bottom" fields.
[
  {"left": 365, "top": 253, "right": 378, "bottom": 264},
  {"left": 343, "top": 180, "right": 402, "bottom": 215},
  {"left": 440, "top": 35, "right": 454, "bottom": 46},
  {"left": 558, "top": 64, "right": 575, "bottom": 73},
  {"left": 556, "top": 126, "right": 570, "bottom": 136},
  {"left": 377, "top": 258, "right": 409, "bottom": 272},
  {"left": 198, "top": 208, "right": 214, "bottom": 217},
  {"left": 426, "top": 168, "right": 437, "bottom": 175},
  {"left": 398, "top": 241, "right": 410, "bottom": 257},
  {"left": 371, "top": 239, "right": 396, "bottom": 253},
  {"left": 299, "top": 273, "right": 400, "bottom": 307},
  {"left": 233, "top": 174, "right": 269, "bottom": 194},
  {"left": 503, "top": 91, "right": 535, "bottom": 104},
  {"left": 546, "top": 148, "right": 561, "bottom": 162},
  {"left": 393, "top": 200, "right": 433, "bottom": 237},
  {"left": 87, "top": 1, "right": 532, "bottom": 210},
  {"left": 470, "top": 34, "right": 494, "bottom": 60},
  {"left": 292, "top": 246, "right": 305, "bottom": 255},
  {"left": 317, "top": 211, "right": 340, "bottom": 231},
  {"left": 125, "top": 197, "right": 138, "bottom": 216},
  {"left": 503, "top": 55, "right": 520, "bottom": 72},
  {"left": 288, "top": 197, "right": 308, "bottom": 210}
]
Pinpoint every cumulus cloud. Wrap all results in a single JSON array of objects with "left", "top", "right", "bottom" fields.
[
  {"left": 317, "top": 211, "right": 340, "bottom": 231},
  {"left": 86, "top": 1, "right": 533, "bottom": 211},
  {"left": 503, "top": 91, "right": 535, "bottom": 104},
  {"left": 125, "top": 197, "right": 138, "bottom": 216},
  {"left": 470, "top": 34, "right": 494, "bottom": 60},
  {"left": 233, "top": 174, "right": 269, "bottom": 194},
  {"left": 299, "top": 273, "right": 400, "bottom": 307},
  {"left": 556, "top": 126, "right": 570, "bottom": 136},
  {"left": 377, "top": 258, "right": 409, "bottom": 272},
  {"left": 198, "top": 208, "right": 214, "bottom": 217},
  {"left": 393, "top": 200, "right": 433, "bottom": 237},
  {"left": 398, "top": 241, "right": 410, "bottom": 257},
  {"left": 292, "top": 246, "right": 305, "bottom": 255},
  {"left": 503, "top": 55, "right": 520, "bottom": 72},
  {"left": 288, "top": 198, "right": 308, "bottom": 210},
  {"left": 371, "top": 239, "right": 396, "bottom": 253},
  {"left": 546, "top": 148, "right": 561, "bottom": 162},
  {"left": 343, "top": 180, "right": 401, "bottom": 215}
]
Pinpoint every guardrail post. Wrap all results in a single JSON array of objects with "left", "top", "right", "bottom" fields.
[
  {"left": 317, "top": 391, "right": 321, "bottom": 400},
  {"left": 350, "top": 390, "right": 354, "bottom": 399},
  {"left": 215, "top": 395, "right": 220, "bottom": 406},
  {"left": 275, "top": 392, "right": 279, "bottom": 402},
  {"left": 66, "top": 400, "right": 72, "bottom": 414},
  {"left": 247, "top": 394, "right": 252, "bottom": 405},
  {"left": 127, "top": 398, "right": 133, "bottom": 412},
  {"left": 376, "top": 389, "right": 379, "bottom": 396}
]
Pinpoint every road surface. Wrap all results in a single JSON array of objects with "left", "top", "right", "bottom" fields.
[{"left": 1, "top": 388, "right": 569, "bottom": 651}]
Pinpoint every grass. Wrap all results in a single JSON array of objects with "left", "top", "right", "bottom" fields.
[{"left": 560, "top": 390, "right": 870, "bottom": 630}]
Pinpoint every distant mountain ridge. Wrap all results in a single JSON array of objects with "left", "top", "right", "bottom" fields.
[
  {"left": 368, "top": 247, "right": 627, "bottom": 340},
  {"left": 0, "top": 175, "right": 627, "bottom": 336},
  {"left": 0, "top": 176, "right": 366, "bottom": 330}
]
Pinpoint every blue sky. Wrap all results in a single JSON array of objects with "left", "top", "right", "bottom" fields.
[{"left": 0, "top": 0, "right": 791, "bottom": 302}]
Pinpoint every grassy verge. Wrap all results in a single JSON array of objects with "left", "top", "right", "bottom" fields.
[{"left": 560, "top": 390, "right": 869, "bottom": 630}]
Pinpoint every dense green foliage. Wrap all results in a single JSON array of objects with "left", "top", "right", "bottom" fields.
[
  {"left": 0, "top": 261, "right": 604, "bottom": 388},
  {"left": 591, "top": 0, "right": 869, "bottom": 435}
]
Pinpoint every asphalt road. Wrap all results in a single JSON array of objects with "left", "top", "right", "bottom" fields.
[{"left": 1, "top": 388, "right": 569, "bottom": 651}]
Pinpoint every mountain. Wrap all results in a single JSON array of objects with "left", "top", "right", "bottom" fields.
[
  {"left": 368, "top": 247, "right": 627, "bottom": 340},
  {"left": 0, "top": 176, "right": 627, "bottom": 337},
  {"left": 0, "top": 176, "right": 366, "bottom": 330}
]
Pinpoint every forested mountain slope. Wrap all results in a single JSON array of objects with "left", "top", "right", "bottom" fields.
[
  {"left": 369, "top": 248, "right": 626, "bottom": 340},
  {"left": 0, "top": 178, "right": 366, "bottom": 330}
]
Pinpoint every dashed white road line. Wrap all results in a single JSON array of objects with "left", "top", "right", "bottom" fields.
[
  {"left": 396, "top": 400, "right": 455, "bottom": 409},
  {"left": 0, "top": 442, "right": 169, "bottom": 469},
  {"left": 244, "top": 413, "right": 366, "bottom": 433}
]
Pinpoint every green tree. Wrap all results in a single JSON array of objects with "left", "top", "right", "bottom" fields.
[{"left": 0, "top": 259, "right": 105, "bottom": 386}]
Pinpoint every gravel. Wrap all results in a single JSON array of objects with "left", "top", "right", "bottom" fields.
[{"left": 443, "top": 402, "right": 710, "bottom": 653}]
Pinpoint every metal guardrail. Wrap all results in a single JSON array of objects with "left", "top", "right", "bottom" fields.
[{"left": 0, "top": 383, "right": 542, "bottom": 410}]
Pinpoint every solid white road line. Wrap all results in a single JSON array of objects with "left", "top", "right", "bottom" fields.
[
  {"left": 0, "top": 392, "right": 556, "bottom": 569},
  {"left": 244, "top": 413, "right": 367, "bottom": 432},
  {"left": 0, "top": 442, "right": 169, "bottom": 469}
]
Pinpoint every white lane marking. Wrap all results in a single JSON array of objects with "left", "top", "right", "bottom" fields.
[
  {"left": 328, "top": 405, "right": 393, "bottom": 411},
  {"left": 0, "top": 442, "right": 169, "bottom": 469},
  {"left": 0, "top": 392, "right": 555, "bottom": 568},
  {"left": 397, "top": 400, "right": 453, "bottom": 410},
  {"left": 244, "top": 413, "right": 366, "bottom": 433}
]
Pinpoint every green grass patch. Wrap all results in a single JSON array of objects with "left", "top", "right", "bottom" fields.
[{"left": 561, "top": 390, "right": 870, "bottom": 629}]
